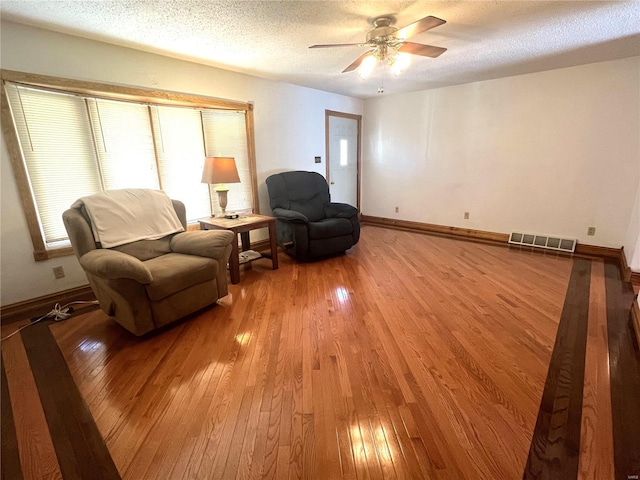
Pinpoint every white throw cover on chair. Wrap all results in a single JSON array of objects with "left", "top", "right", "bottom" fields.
[{"left": 72, "top": 188, "right": 184, "bottom": 248}]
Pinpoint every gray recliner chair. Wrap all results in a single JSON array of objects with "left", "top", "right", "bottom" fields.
[
  {"left": 63, "top": 195, "right": 234, "bottom": 336},
  {"left": 265, "top": 171, "right": 360, "bottom": 261}
]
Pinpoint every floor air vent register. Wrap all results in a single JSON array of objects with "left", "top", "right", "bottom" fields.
[{"left": 509, "top": 232, "right": 577, "bottom": 253}]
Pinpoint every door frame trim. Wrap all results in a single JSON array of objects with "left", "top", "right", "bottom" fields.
[{"left": 325, "top": 110, "right": 362, "bottom": 210}]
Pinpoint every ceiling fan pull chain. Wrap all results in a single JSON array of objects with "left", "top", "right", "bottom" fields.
[{"left": 378, "top": 73, "right": 385, "bottom": 94}]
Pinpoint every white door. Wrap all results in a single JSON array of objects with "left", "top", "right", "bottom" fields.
[{"left": 327, "top": 112, "right": 360, "bottom": 208}]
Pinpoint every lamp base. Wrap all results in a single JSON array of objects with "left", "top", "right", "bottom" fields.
[{"left": 215, "top": 188, "right": 229, "bottom": 216}]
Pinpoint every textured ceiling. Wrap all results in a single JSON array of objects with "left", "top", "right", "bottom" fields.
[{"left": 1, "top": 1, "right": 639, "bottom": 99}]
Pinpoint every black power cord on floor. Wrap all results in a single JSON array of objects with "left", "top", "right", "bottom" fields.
[{"left": 1, "top": 300, "right": 99, "bottom": 341}]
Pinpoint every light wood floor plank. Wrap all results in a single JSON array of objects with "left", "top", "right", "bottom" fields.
[
  {"left": 578, "top": 260, "right": 615, "bottom": 479},
  {"left": 2, "top": 334, "right": 63, "bottom": 480}
]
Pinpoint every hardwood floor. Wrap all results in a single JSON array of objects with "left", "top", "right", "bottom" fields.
[{"left": 2, "top": 225, "right": 639, "bottom": 479}]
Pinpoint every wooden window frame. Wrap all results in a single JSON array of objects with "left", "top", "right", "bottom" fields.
[{"left": 1, "top": 69, "right": 259, "bottom": 261}]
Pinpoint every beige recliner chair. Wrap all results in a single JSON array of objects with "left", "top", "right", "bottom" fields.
[{"left": 63, "top": 193, "right": 234, "bottom": 336}]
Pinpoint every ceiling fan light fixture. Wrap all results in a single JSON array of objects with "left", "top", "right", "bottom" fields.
[
  {"left": 357, "top": 54, "right": 377, "bottom": 79},
  {"left": 390, "top": 52, "right": 411, "bottom": 76}
]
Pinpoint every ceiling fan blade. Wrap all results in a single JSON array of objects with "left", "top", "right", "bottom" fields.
[
  {"left": 398, "top": 42, "right": 447, "bottom": 58},
  {"left": 342, "top": 50, "right": 374, "bottom": 73},
  {"left": 395, "top": 15, "right": 446, "bottom": 40},
  {"left": 309, "top": 43, "right": 364, "bottom": 49}
]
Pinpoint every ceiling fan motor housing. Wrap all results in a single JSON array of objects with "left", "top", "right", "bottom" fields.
[{"left": 367, "top": 17, "right": 399, "bottom": 43}]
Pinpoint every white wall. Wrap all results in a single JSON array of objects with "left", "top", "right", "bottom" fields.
[
  {"left": 362, "top": 57, "right": 640, "bottom": 256},
  {"left": 0, "top": 21, "right": 363, "bottom": 305}
]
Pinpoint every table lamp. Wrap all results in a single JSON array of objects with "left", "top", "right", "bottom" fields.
[{"left": 201, "top": 156, "right": 240, "bottom": 217}]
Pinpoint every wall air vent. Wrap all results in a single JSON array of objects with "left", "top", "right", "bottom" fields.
[{"left": 509, "top": 232, "right": 576, "bottom": 253}]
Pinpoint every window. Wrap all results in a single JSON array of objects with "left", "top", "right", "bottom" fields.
[
  {"left": 86, "top": 98, "right": 160, "bottom": 191},
  {"left": 152, "top": 106, "right": 210, "bottom": 219},
  {"left": 201, "top": 109, "right": 253, "bottom": 213},
  {"left": 2, "top": 71, "right": 258, "bottom": 260},
  {"left": 339, "top": 138, "right": 349, "bottom": 167}
]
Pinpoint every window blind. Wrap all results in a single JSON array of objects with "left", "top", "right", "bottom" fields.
[
  {"left": 86, "top": 98, "right": 159, "bottom": 190},
  {"left": 5, "top": 84, "right": 102, "bottom": 244},
  {"left": 152, "top": 105, "right": 211, "bottom": 219},
  {"left": 202, "top": 110, "right": 253, "bottom": 214}
]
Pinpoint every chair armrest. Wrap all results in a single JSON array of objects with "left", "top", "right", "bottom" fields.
[
  {"left": 170, "top": 230, "right": 235, "bottom": 259},
  {"left": 272, "top": 208, "right": 309, "bottom": 223},
  {"left": 79, "top": 249, "right": 153, "bottom": 284},
  {"left": 324, "top": 202, "right": 358, "bottom": 218}
]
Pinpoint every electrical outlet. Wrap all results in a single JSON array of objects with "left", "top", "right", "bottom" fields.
[
  {"left": 314, "top": 156, "right": 321, "bottom": 164},
  {"left": 464, "top": 212, "right": 470, "bottom": 219},
  {"left": 587, "top": 227, "right": 596, "bottom": 236},
  {"left": 53, "top": 266, "right": 65, "bottom": 279},
  {"left": 395, "top": 206, "right": 399, "bottom": 213}
]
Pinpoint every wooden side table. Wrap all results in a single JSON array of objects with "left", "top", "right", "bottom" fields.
[{"left": 198, "top": 214, "right": 279, "bottom": 284}]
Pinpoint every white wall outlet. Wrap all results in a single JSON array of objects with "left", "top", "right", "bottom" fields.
[
  {"left": 53, "top": 266, "right": 65, "bottom": 279},
  {"left": 587, "top": 227, "right": 596, "bottom": 236},
  {"left": 314, "top": 156, "right": 321, "bottom": 164},
  {"left": 464, "top": 212, "right": 470, "bottom": 219},
  {"left": 395, "top": 206, "right": 399, "bottom": 213}
]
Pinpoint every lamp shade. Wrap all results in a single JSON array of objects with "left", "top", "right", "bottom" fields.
[{"left": 201, "top": 157, "right": 240, "bottom": 184}]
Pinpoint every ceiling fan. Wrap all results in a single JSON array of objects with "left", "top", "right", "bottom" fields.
[{"left": 310, "top": 15, "right": 447, "bottom": 77}]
